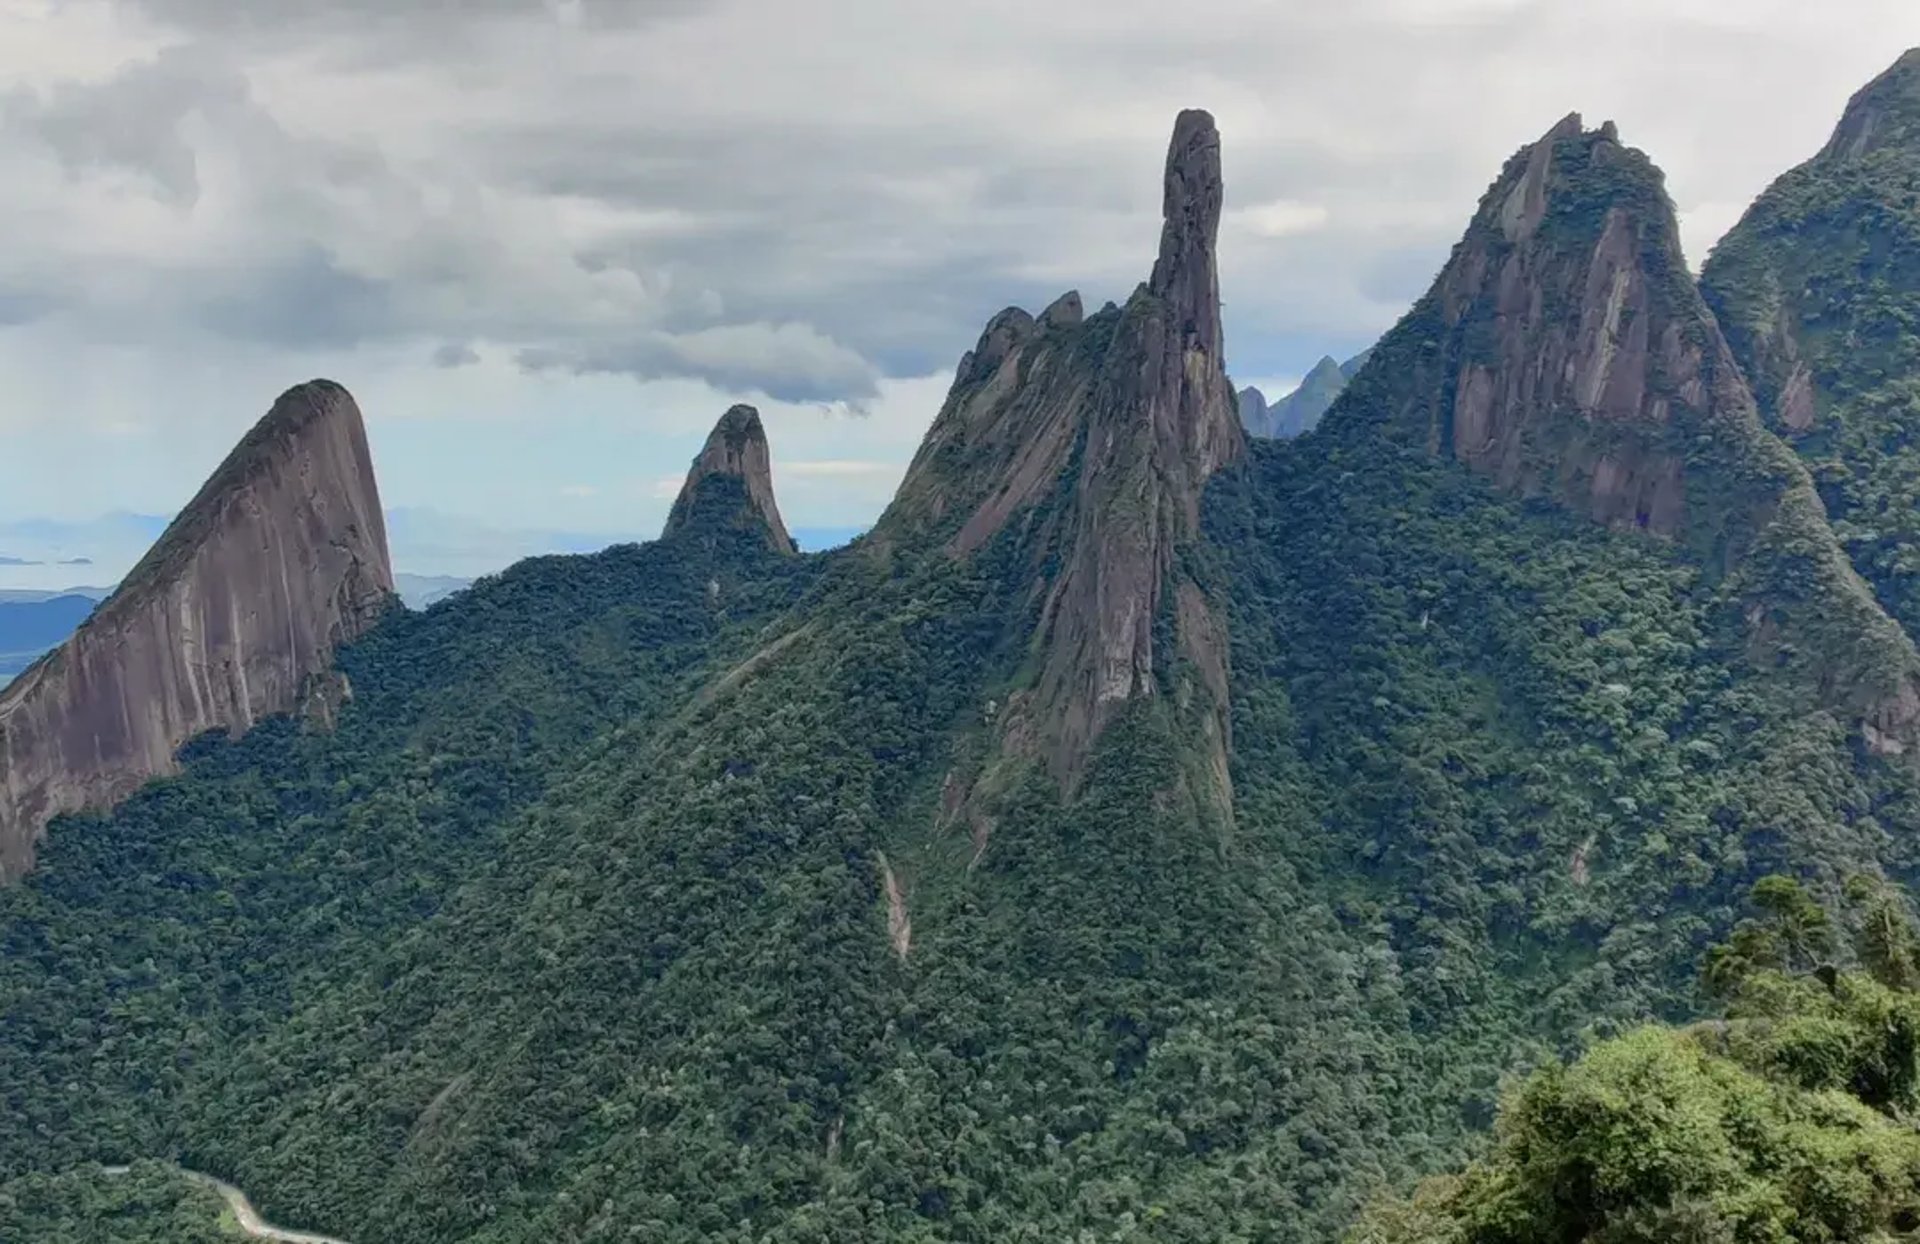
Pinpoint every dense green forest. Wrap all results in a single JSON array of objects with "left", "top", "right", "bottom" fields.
[
  {"left": 2, "top": 413, "right": 1912, "bottom": 1243},
  {"left": 0, "top": 1163, "right": 239, "bottom": 1243},
  {"left": 1352, "top": 878, "right": 1920, "bottom": 1243},
  {"left": 1703, "top": 51, "right": 1920, "bottom": 641}
]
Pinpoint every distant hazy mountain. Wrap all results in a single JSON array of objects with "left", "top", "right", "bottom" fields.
[
  {"left": 1236, "top": 347, "right": 1373, "bottom": 438},
  {"left": 0, "top": 588, "right": 112, "bottom": 603},
  {"left": 393, "top": 573, "right": 472, "bottom": 609},
  {"left": 0, "top": 593, "right": 98, "bottom": 688}
]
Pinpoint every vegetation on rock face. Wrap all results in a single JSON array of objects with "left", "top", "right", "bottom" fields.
[
  {"left": 1349, "top": 879, "right": 1920, "bottom": 1244},
  {"left": 1702, "top": 50, "right": 1920, "bottom": 645},
  {"left": 1339, "top": 112, "right": 1920, "bottom": 750},
  {"left": 0, "top": 382, "right": 1910, "bottom": 1242}
]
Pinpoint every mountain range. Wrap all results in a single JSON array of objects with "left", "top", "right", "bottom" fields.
[{"left": 10, "top": 52, "right": 1920, "bottom": 1244}]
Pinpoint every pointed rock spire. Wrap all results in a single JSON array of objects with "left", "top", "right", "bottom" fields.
[
  {"left": 0, "top": 380, "right": 394, "bottom": 880},
  {"left": 663, "top": 404, "right": 796, "bottom": 555},
  {"left": 1150, "top": 109, "right": 1226, "bottom": 361},
  {"left": 877, "top": 110, "right": 1244, "bottom": 802}
]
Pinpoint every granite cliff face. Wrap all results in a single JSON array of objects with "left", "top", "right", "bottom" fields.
[
  {"left": 0, "top": 380, "right": 393, "bottom": 879},
  {"left": 1334, "top": 113, "right": 1920, "bottom": 754},
  {"left": 881, "top": 109, "right": 1243, "bottom": 795},
  {"left": 1701, "top": 48, "right": 1920, "bottom": 642},
  {"left": 662, "top": 404, "right": 796, "bottom": 555}
]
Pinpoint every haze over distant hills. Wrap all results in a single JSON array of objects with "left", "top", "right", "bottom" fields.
[
  {"left": 0, "top": 515, "right": 870, "bottom": 688},
  {"left": 0, "top": 509, "right": 868, "bottom": 592},
  {"left": 1235, "top": 347, "right": 1373, "bottom": 438}
]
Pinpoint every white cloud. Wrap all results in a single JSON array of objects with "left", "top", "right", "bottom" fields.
[
  {"left": 4, "top": 0, "right": 1920, "bottom": 534},
  {"left": 1229, "top": 200, "right": 1331, "bottom": 239},
  {"left": 778, "top": 459, "right": 899, "bottom": 479}
]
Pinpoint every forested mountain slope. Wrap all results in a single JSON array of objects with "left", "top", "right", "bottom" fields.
[
  {"left": 1353, "top": 878, "right": 1920, "bottom": 1243},
  {"left": 5, "top": 90, "right": 1920, "bottom": 1244},
  {"left": 1703, "top": 50, "right": 1920, "bottom": 646}
]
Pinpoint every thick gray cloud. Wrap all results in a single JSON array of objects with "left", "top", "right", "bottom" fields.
[
  {"left": 3, "top": 0, "right": 1920, "bottom": 411},
  {"left": 520, "top": 321, "right": 881, "bottom": 404},
  {"left": 1, "top": 45, "right": 227, "bottom": 205},
  {"left": 431, "top": 342, "right": 481, "bottom": 369}
]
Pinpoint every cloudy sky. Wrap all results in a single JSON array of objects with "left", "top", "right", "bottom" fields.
[{"left": 3, "top": 0, "right": 1919, "bottom": 574}]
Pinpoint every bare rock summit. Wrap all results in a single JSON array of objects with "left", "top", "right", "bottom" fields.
[
  {"left": 662, "top": 404, "right": 797, "bottom": 555},
  {"left": 0, "top": 380, "right": 394, "bottom": 879}
]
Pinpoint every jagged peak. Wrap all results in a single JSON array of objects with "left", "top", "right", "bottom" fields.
[
  {"left": 663, "top": 404, "right": 796, "bottom": 554},
  {"left": 873, "top": 109, "right": 1241, "bottom": 802},
  {"left": 1490, "top": 111, "right": 1645, "bottom": 245},
  {"left": 1818, "top": 48, "right": 1920, "bottom": 163},
  {"left": 1344, "top": 107, "right": 1920, "bottom": 757}
]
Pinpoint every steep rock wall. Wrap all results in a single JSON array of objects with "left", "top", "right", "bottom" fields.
[{"left": 0, "top": 380, "right": 393, "bottom": 878}]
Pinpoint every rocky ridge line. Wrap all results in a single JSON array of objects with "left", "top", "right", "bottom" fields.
[{"left": 1332, "top": 113, "right": 1920, "bottom": 754}]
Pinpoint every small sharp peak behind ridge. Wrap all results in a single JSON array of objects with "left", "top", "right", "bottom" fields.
[
  {"left": 663, "top": 404, "right": 797, "bottom": 554},
  {"left": 1819, "top": 48, "right": 1920, "bottom": 163}
]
